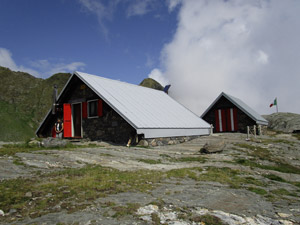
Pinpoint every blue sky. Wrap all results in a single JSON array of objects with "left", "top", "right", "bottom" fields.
[
  {"left": 1, "top": 0, "right": 300, "bottom": 115},
  {"left": 0, "top": 0, "right": 177, "bottom": 84}
]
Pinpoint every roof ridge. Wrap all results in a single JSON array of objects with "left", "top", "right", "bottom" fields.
[{"left": 75, "top": 71, "right": 164, "bottom": 93}]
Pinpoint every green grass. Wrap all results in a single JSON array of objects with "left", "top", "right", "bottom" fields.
[
  {"left": 138, "top": 159, "right": 162, "bottom": 164},
  {"left": 0, "top": 142, "right": 85, "bottom": 156},
  {"left": 159, "top": 154, "right": 171, "bottom": 158},
  {"left": 12, "top": 157, "right": 26, "bottom": 166},
  {"left": 112, "top": 203, "right": 141, "bottom": 218},
  {"left": 0, "top": 143, "right": 42, "bottom": 156},
  {"left": 262, "top": 138, "right": 295, "bottom": 145},
  {"left": 169, "top": 156, "right": 206, "bottom": 163},
  {"left": 234, "top": 158, "right": 300, "bottom": 174},
  {"left": 166, "top": 168, "right": 200, "bottom": 180},
  {"left": 151, "top": 213, "right": 161, "bottom": 225},
  {"left": 247, "top": 187, "right": 268, "bottom": 195},
  {"left": 293, "top": 133, "right": 300, "bottom": 140},
  {"left": 235, "top": 143, "right": 271, "bottom": 161},
  {"left": 0, "top": 165, "right": 162, "bottom": 218},
  {"left": 263, "top": 174, "right": 286, "bottom": 182},
  {"left": 270, "top": 188, "right": 296, "bottom": 197},
  {"left": 2, "top": 166, "right": 266, "bottom": 219},
  {"left": 234, "top": 143, "right": 300, "bottom": 174},
  {"left": 191, "top": 214, "right": 226, "bottom": 225},
  {"left": 166, "top": 167, "right": 265, "bottom": 189},
  {"left": 0, "top": 163, "right": 293, "bottom": 221},
  {"left": 0, "top": 100, "right": 35, "bottom": 141},
  {"left": 196, "top": 167, "right": 265, "bottom": 188}
]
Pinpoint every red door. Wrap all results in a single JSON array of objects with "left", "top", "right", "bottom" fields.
[
  {"left": 215, "top": 108, "right": 238, "bottom": 132},
  {"left": 215, "top": 109, "right": 227, "bottom": 132},
  {"left": 226, "top": 108, "right": 238, "bottom": 131},
  {"left": 63, "top": 103, "right": 72, "bottom": 137}
]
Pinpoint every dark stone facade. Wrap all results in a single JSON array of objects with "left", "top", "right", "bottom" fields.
[
  {"left": 82, "top": 108, "right": 135, "bottom": 143},
  {"left": 202, "top": 96, "right": 256, "bottom": 133},
  {"left": 40, "top": 76, "right": 136, "bottom": 143}
]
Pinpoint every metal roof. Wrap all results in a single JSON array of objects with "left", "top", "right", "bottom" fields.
[
  {"left": 74, "top": 72, "right": 210, "bottom": 138},
  {"left": 201, "top": 92, "right": 268, "bottom": 126}
]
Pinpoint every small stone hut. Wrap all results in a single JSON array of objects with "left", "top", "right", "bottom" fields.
[
  {"left": 201, "top": 92, "right": 268, "bottom": 133},
  {"left": 36, "top": 72, "right": 210, "bottom": 144}
]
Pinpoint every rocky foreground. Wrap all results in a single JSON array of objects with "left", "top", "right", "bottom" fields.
[{"left": 0, "top": 132, "right": 300, "bottom": 225}]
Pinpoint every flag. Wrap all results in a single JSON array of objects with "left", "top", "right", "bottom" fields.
[{"left": 270, "top": 98, "right": 277, "bottom": 107}]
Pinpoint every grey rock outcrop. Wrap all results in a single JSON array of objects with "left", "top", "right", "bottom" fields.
[
  {"left": 41, "top": 137, "right": 67, "bottom": 148},
  {"left": 263, "top": 113, "right": 300, "bottom": 133}
]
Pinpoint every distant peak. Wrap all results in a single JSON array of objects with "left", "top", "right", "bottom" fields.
[{"left": 139, "top": 78, "right": 164, "bottom": 91}]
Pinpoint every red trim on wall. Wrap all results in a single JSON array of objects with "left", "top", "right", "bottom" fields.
[
  {"left": 63, "top": 103, "right": 72, "bottom": 138},
  {"left": 233, "top": 107, "right": 238, "bottom": 131},
  {"left": 226, "top": 108, "right": 231, "bottom": 131},
  {"left": 221, "top": 109, "right": 227, "bottom": 132},
  {"left": 98, "top": 99, "right": 103, "bottom": 117},
  {"left": 215, "top": 110, "right": 220, "bottom": 132},
  {"left": 82, "top": 102, "right": 87, "bottom": 119}
]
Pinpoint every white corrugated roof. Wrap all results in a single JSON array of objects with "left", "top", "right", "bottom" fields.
[
  {"left": 75, "top": 72, "right": 210, "bottom": 135},
  {"left": 201, "top": 92, "right": 268, "bottom": 126}
]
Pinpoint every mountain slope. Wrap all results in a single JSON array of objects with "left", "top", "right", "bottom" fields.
[
  {"left": 0, "top": 67, "right": 70, "bottom": 141},
  {"left": 139, "top": 78, "right": 164, "bottom": 91}
]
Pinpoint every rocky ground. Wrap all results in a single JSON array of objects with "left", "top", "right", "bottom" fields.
[{"left": 0, "top": 132, "right": 300, "bottom": 225}]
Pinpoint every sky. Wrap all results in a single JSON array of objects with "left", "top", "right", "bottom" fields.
[{"left": 0, "top": 0, "right": 299, "bottom": 116}]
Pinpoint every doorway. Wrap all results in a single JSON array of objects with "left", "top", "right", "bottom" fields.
[{"left": 72, "top": 103, "right": 82, "bottom": 138}]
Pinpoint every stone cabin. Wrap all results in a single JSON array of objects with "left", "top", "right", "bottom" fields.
[
  {"left": 201, "top": 92, "right": 268, "bottom": 133},
  {"left": 36, "top": 72, "right": 210, "bottom": 144}
]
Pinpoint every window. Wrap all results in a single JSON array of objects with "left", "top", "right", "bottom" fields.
[{"left": 88, "top": 100, "right": 98, "bottom": 118}]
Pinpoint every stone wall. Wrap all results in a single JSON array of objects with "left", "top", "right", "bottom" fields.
[
  {"left": 82, "top": 104, "right": 135, "bottom": 143},
  {"left": 138, "top": 136, "right": 200, "bottom": 147}
]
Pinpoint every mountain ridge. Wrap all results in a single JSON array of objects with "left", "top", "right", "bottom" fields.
[{"left": 0, "top": 66, "right": 71, "bottom": 141}]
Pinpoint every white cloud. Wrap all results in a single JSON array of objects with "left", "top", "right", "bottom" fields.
[
  {"left": 148, "top": 68, "right": 169, "bottom": 87},
  {"left": 257, "top": 50, "right": 269, "bottom": 64},
  {"left": 78, "top": 0, "right": 119, "bottom": 39},
  {"left": 168, "top": 0, "right": 182, "bottom": 11},
  {"left": 0, "top": 48, "right": 40, "bottom": 77},
  {"left": 155, "top": 0, "right": 300, "bottom": 115},
  {"left": 29, "top": 59, "right": 86, "bottom": 77},
  {"left": 145, "top": 54, "right": 154, "bottom": 68},
  {"left": 0, "top": 48, "right": 17, "bottom": 69},
  {"left": 127, "top": 0, "right": 152, "bottom": 17},
  {"left": 0, "top": 47, "right": 86, "bottom": 78}
]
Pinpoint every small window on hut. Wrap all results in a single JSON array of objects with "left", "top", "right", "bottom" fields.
[{"left": 88, "top": 100, "right": 98, "bottom": 118}]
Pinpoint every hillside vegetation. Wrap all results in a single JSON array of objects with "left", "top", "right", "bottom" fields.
[
  {"left": 139, "top": 78, "right": 164, "bottom": 91},
  {"left": 0, "top": 67, "right": 70, "bottom": 141}
]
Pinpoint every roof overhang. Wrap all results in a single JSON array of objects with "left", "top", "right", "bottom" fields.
[{"left": 137, "top": 128, "right": 210, "bottom": 138}]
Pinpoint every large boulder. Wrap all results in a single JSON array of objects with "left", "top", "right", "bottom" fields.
[
  {"left": 138, "top": 139, "right": 149, "bottom": 147},
  {"left": 200, "top": 140, "right": 226, "bottom": 154}
]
